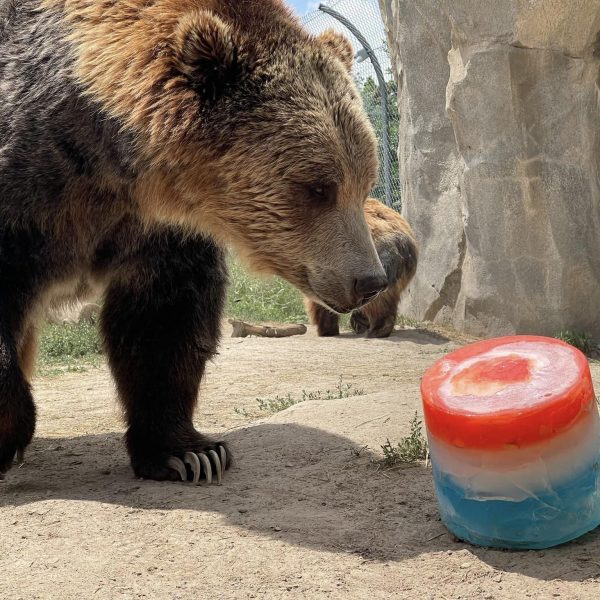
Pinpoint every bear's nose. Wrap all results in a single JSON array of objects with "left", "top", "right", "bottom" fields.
[{"left": 354, "top": 273, "right": 388, "bottom": 303}]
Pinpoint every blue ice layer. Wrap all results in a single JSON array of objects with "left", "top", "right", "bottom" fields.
[{"left": 433, "top": 462, "right": 600, "bottom": 549}]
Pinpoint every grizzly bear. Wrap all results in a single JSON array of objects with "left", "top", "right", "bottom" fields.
[
  {"left": 0, "top": 0, "right": 388, "bottom": 484},
  {"left": 305, "top": 199, "right": 417, "bottom": 338}
]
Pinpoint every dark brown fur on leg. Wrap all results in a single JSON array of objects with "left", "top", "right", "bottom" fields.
[
  {"left": 305, "top": 299, "right": 340, "bottom": 337},
  {"left": 0, "top": 227, "right": 47, "bottom": 476},
  {"left": 0, "top": 316, "right": 37, "bottom": 475},
  {"left": 0, "top": 348, "right": 36, "bottom": 476},
  {"left": 100, "top": 230, "right": 230, "bottom": 481}
]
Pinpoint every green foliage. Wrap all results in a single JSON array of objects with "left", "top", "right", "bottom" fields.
[
  {"left": 236, "top": 376, "right": 366, "bottom": 417},
  {"left": 39, "top": 322, "right": 103, "bottom": 360},
  {"left": 226, "top": 256, "right": 307, "bottom": 324},
  {"left": 226, "top": 256, "right": 352, "bottom": 327},
  {"left": 255, "top": 393, "right": 298, "bottom": 414},
  {"left": 300, "top": 376, "right": 365, "bottom": 402},
  {"left": 380, "top": 412, "right": 428, "bottom": 466},
  {"left": 37, "top": 321, "right": 104, "bottom": 376},
  {"left": 554, "top": 329, "right": 594, "bottom": 356}
]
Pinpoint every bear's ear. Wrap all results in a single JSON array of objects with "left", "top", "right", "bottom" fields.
[
  {"left": 316, "top": 29, "right": 354, "bottom": 71},
  {"left": 173, "top": 11, "right": 245, "bottom": 102}
]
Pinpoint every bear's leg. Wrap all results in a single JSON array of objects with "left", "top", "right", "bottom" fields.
[
  {"left": 305, "top": 299, "right": 340, "bottom": 336},
  {"left": 101, "top": 232, "right": 230, "bottom": 484},
  {"left": 0, "top": 312, "right": 37, "bottom": 478}
]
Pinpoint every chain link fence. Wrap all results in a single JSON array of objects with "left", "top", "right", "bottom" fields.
[{"left": 302, "top": 0, "right": 400, "bottom": 210}]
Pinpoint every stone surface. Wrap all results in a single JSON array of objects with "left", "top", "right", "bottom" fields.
[{"left": 380, "top": 0, "right": 600, "bottom": 337}]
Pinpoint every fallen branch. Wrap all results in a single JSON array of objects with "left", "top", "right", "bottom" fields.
[{"left": 228, "top": 319, "right": 307, "bottom": 338}]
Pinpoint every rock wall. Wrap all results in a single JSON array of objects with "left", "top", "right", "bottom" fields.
[{"left": 379, "top": 0, "right": 600, "bottom": 337}]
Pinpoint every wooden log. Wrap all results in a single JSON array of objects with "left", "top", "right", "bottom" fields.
[{"left": 228, "top": 319, "right": 307, "bottom": 338}]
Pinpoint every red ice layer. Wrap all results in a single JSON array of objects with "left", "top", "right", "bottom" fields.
[{"left": 421, "top": 336, "right": 595, "bottom": 450}]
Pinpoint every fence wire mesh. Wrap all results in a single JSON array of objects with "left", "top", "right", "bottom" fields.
[{"left": 302, "top": 0, "right": 400, "bottom": 210}]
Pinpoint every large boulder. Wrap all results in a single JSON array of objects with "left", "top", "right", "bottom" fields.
[{"left": 380, "top": 0, "right": 600, "bottom": 337}]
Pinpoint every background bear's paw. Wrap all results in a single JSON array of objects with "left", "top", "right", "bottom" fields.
[
  {"left": 367, "top": 317, "right": 396, "bottom": 339},
  {"left": 350, "top": 311, "right": 370, "bottom": 335},
  {"left": 132, "top": 442, "right": 230, "bottom": 485}
]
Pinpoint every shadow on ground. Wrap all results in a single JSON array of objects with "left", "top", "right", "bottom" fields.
[
  {"left": 2, "top": 423, "right": 599, "bottom": 583},
  {"left": 337, "top": 327, "right": 450, "bottom": 345}
]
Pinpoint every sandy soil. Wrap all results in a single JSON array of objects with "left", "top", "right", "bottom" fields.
[{"left": 1, "top": 323, "right": 600, "bottom": 600}]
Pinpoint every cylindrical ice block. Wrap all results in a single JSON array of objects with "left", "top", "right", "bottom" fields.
[{"left": 421, "top": 335, "right": 600, "bottom": 549}]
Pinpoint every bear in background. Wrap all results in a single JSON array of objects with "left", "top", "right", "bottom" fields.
[
  {"left": 0, "top": 0, "right": 386, "bottom": 483},
  {"left": 305, "top": 199, "right": 417, "bottom": 338}
]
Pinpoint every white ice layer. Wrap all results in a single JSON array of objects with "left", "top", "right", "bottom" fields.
[
  {"left": 437, "top": 341, "right": 581, "bottom": 414},
  {"left": 428, "top": 408, "right": 600, "bottom": 501}
]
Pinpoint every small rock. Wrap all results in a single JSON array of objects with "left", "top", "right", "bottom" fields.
[
  {"left": 460, "top": 562, "right": 471, "bottom": 569},
  {"left": 238, "top": 509, "right": 248, "bottom": 514}
]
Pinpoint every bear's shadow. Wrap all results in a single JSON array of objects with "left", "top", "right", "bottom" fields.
[{"left": 2, "top": 423, "right": 599, "bottom": 582}]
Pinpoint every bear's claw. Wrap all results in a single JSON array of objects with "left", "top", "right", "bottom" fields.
[
  {"left": 167, "top": 445, "right": 228, "bottom": 485},
  {"left": 167, "top": 456, "right": 187, "bottom": 481}
]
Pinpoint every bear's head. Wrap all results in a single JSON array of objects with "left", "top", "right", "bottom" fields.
[{"left": 135, "top": 5, "right": 388, "bottom": 313}]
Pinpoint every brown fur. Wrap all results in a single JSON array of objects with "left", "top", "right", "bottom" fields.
[
  {"left": 1, "top": 0, "right": 386, "bottom": 480},
  {"left": 317, "top": 29, "right": 355, "bottom": 71},
  {"left": 41, "top": 0, "right": 383, "bottom": 311},
  {"left": 306, "top": 199, "right": 418, "bottom": 338}
]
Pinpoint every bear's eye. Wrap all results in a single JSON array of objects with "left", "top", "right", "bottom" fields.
[{"left": 306, "top": 183, "right": 336, "bottom": 203}]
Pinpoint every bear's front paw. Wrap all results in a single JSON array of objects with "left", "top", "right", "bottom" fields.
[{"left": 130, "top": 438, "right": 231, "bottom": 485}]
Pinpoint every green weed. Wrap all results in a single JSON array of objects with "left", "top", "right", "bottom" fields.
[
  {"left": 554, "top": 329, "right": 594, "bottom": 356},
  {"left": 380, "top": 412, "right": 428, "bottom": 466},
  {"left": 37, "top": 321, "right": 104, "bottom": 376},
  {"left": 235, "top": 376, "right": 365, "bottom": 417}
]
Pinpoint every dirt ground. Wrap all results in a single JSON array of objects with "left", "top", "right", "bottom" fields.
[{"left": 1, "top": 322, "right": 600, "bottom": 600}]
